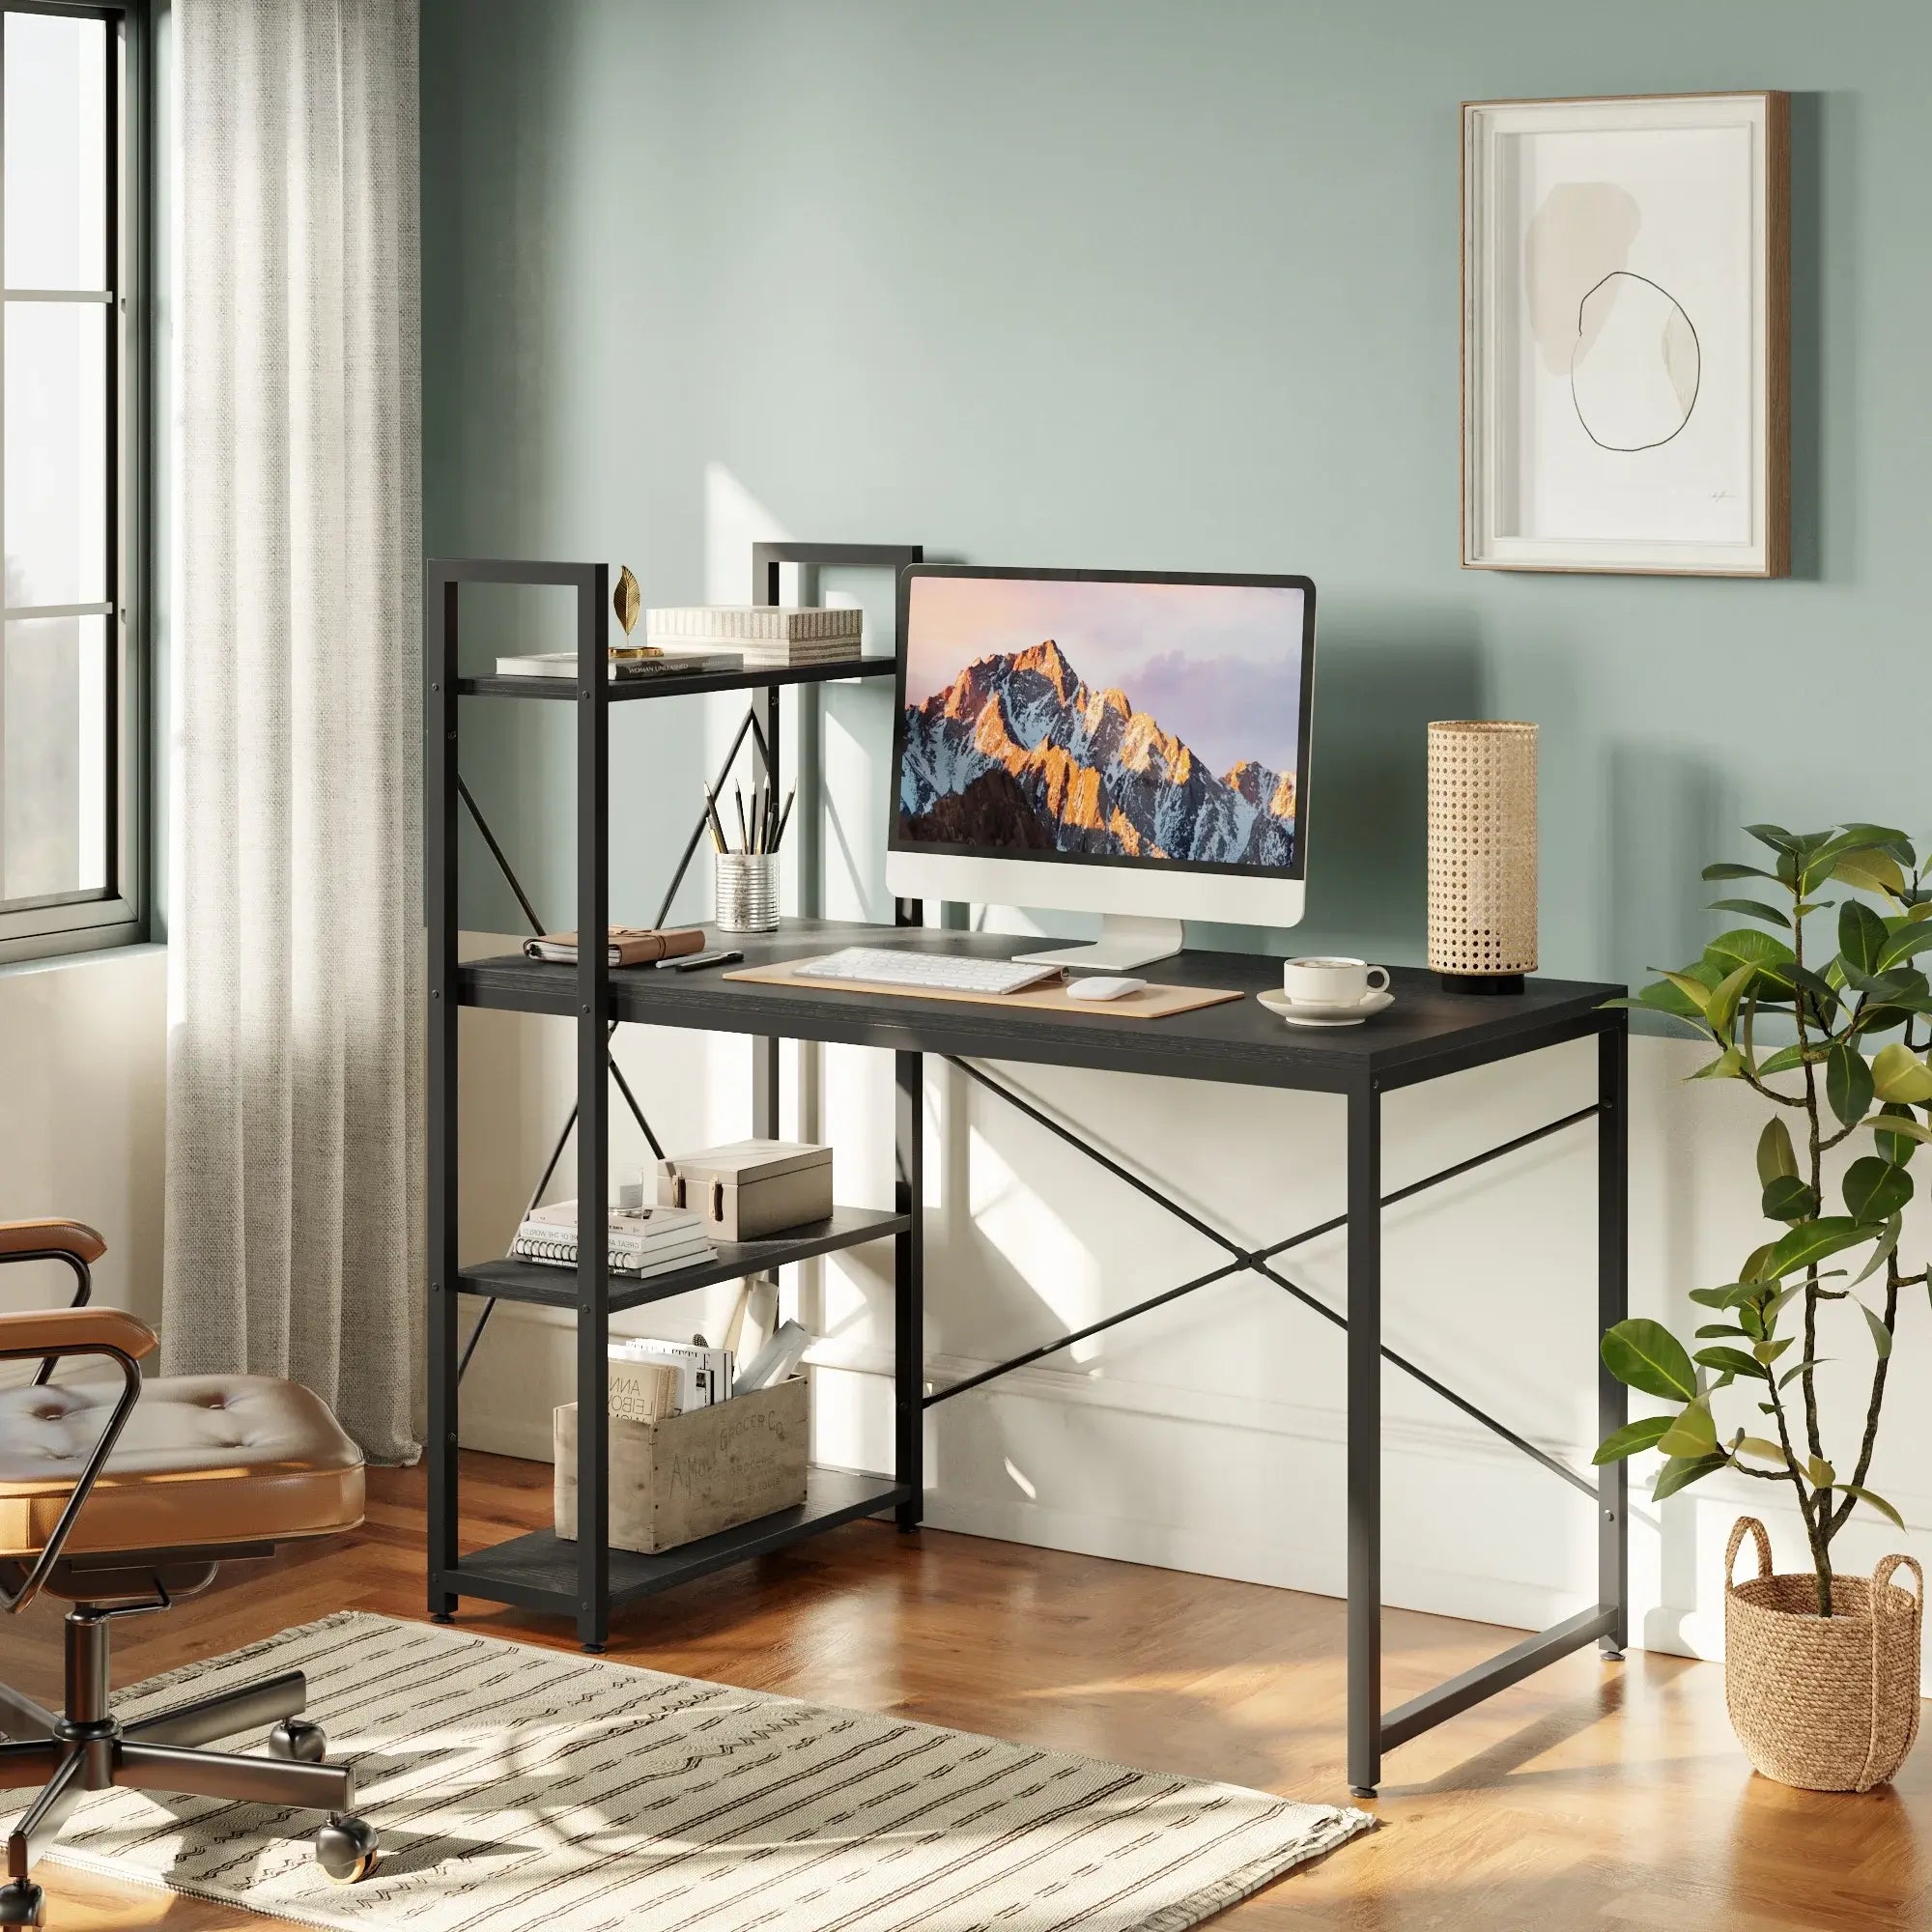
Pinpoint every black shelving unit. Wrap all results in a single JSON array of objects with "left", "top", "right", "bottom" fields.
[{"left": 425, "top": 548, "right": 923, "bottom": 1650}]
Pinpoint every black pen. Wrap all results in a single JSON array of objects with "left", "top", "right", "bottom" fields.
[{"left": 657, "top": 948, "right": 744, "bottom": 972}]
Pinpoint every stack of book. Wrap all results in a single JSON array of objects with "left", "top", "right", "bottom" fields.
[
  {"left": 643, "top": 605, "right": 866, "bottom": 670},
  {"left": 511, "top": 1200, "right": 714, "bottom": 1280},
  {"left": 493, "top": 646, "right": 745, "bottom": 681}
]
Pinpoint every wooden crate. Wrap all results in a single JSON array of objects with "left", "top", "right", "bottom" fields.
[{"left": 554, "top": 1377, "right": 809, "bottom": 1554}]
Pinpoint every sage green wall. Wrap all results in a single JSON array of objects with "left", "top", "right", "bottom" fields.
[{"left": 422, "top": 0, "right": 1928, "bottom": 989}]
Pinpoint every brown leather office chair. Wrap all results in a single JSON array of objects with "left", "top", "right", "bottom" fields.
[{"left": 0, "top": 1218, "right": 378, "bottom": 1927}]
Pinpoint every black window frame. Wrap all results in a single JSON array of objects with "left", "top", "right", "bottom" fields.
[{"left": 0, "top": 0, "right": 149, "bottom": 964}]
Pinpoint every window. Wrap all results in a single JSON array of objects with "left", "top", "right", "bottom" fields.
[{"left": 0, "top": 1, "right": 145, "bottom": 961}]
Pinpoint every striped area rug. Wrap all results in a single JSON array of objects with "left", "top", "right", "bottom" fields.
[{"left": 44, "top": 1611, "right": 1370, "bottom": 1930}]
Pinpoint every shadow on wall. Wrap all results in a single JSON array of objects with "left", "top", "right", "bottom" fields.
[
  {"left": 1785, "top": 90, "right": 1840, "bottom": 585},
  {"left": 1195, "top": 603, "right": 1483, "bottom": 963},
  {"left": 1602, "top": 742, "right": 1731, "bottom": 998}
]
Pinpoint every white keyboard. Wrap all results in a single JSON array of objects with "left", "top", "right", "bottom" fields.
[{"left": 802, "top": 947, "right": 1064, "bottom": 996}]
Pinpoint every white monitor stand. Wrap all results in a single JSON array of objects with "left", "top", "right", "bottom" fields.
[{"left": 1015, "top": 916, "right": 1185, "bottom": 973}]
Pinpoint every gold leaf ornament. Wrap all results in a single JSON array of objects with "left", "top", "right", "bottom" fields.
[{"left": 614, "top": 566, "right": 641, "bottom": 637}]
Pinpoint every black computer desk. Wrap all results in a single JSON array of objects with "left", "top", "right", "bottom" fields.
[{"left": 452, "top": 917, "right": 1629, "bottom": 1799}]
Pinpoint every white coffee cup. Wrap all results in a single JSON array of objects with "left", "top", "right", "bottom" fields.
[{"left": 1282, "top": 955, "right": 1390, "bottom": 1007}]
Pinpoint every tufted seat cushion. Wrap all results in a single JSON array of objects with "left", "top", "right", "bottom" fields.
[{"left": 0, "top": 1374, "right": 364, "bottom": 1561}]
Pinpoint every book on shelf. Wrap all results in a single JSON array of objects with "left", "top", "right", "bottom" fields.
[
  {"left": 493, "top": 648, "right": 745, "bottom": 680},
  {"left": 512, "top": 1200, "right": 715, "bottom": 1276},
  {"left": 645, "top": 604, "right": 864, "bottom": 644},
  {"left": 523, "top": 926, "right": 705, "bottom": 967}
]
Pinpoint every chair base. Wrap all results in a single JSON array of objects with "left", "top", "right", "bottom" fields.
[{"left": 0, "top": 1603, "right": 377, "bottom": 1920}]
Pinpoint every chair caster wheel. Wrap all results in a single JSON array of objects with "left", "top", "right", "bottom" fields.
[
  {"left": 0, "top": 1882, "right": 43, "bottom": 1925},
  {"left": 317, "top": 1815, "right": 380, "bottom": 1885},
  {"left": 270, "top": 1718, "right": 328, "bottom": 1763}
]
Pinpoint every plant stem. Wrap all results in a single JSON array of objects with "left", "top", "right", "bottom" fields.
[
  {"left": 1791, "top": 910, "right": 1827, "bottom": 1468},
  {"left": 1828, "top": 1256, "right": 1902, "bottom": 1543}
]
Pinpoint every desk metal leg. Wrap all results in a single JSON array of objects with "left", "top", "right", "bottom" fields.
[
  {"left": 895, "top": 1051, "right": 924, "bottom": 1530},
  {"left": 1347, "top": 1078, "right": 1381, "bottom": 1798},
  {"left": 1599, "top": 1018, "right": 1630, "bottom": 1658}
]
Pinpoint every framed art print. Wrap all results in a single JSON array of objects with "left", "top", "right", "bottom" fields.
[{"left": 1462, "top": 93, "right": 1789, "bottom": 576}]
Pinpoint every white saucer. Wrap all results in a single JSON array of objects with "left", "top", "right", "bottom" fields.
[{"left": 1257, "top": 986, "right": 1394, "bottom": 1028}]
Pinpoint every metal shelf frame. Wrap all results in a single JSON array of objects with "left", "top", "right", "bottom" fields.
[{"left": 424, "top": 548, "right": 923, "bottom": 1651}]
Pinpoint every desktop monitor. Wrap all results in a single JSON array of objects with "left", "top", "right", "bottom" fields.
[{"left": 887, "top": 566, "right": 1317, "bottom": 970}]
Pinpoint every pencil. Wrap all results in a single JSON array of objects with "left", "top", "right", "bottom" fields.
[
  {"left": 700, "top": 782, "right": 728, "bottom": 853},
  {"left": 772, "top": 786, "right": 796, "bottom": 852},
  {"left": 733, "top": 785, "right": 750, "bottom": 854}
]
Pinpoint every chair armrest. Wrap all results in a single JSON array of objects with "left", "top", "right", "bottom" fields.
[
  {"left": 0, "top": 1306, "right": 156, "bottom": 1362},
  {"left": 0, "top": 1309, "right": 151, "bottom": 1614},
  {"left": 0, "top": 1220, "right": 107, "bottom": 1265}
]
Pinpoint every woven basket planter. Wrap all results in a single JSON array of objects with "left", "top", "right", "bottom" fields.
[{"left": 1724, "top": 1517, "right": 1923, "bottom": 1792}]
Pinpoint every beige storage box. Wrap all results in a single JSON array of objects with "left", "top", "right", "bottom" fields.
[
  {"left": 554, "top": 1377, "right": 808, "bottom": 1554},
  {"left": 656, "top": 1140, "right": 833, "bottom": 1242}
]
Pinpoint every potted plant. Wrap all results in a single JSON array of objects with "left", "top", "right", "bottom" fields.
[{"left": 1596, "top": 821, "right": 1925, "bottom": 1791}]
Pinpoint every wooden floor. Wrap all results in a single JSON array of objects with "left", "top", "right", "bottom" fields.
[{"left": 0, "top": 1451, "right": 1919, "bottom": 1930}]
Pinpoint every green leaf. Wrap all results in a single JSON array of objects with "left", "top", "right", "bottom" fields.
[
  {"left": 1842, "top": 1155, "right": 1913, "bottom": 1223},
  {"left": 1693, "top": 1346, "right": 1770, "bottom": 1383},
  {"left": 1658, "top": 970, "right": 1714, "bottom": 1016},
  {"left": 1872, "top": 1109, "right": 1932, "bottom": 1159},
  {"left": 1836, "top": 848, "right": 1908, "bottom": 898},
  {"left": 1746, "top": 823, "right": 1802, "bottom": 854},
  {"left": 1860, "top": 1301, "right": 1893, "bottom": 1358},
  {"left": 1827, "top": 1041, "right": 1875, "bottom": 1128},
  {"left": 1704, "top": 963, "right": 1758, "bottom": 1041},
  {"left": 1690, "top": 1048, "right": 1745, "bottom": 1081},
  {"left": 1601, "top": 1319, "right": 1698, "bottom": 1402},
  {"left": 1735, "top": 1435, "right": 1787, "bottom": 1464},
  {"left": 1694, "top": 1322, "right": 1749, "bottom": 1339},
  {"left": 1839, "top": 899, "right": 1889, "bottom": 976},
  {"left": 1779, "top": 1357, "right": 1830, "bottom": 1388},
  {"left": 1742, "top": 1241, "right": 1776, "bottom": 1284},
  {"left": 1702, "top": 861, "right": 1779, "bottom": 883},
  {"left": 1709, "top": 897, "right": 1791, "bottom": 928},
  {"left": 1850, "top": 1214, "right": 1904, "bottom": 1287},
  {"left": 1756, "top": 1118, "right": 1799, "bottom": 1187},
  {"left": 1760, "top": 1174, "right": 1817, "bottom": 1222},
  {"left": 1657, "top": 1398, "right": 1720, "bottom": 1458},
  {"left": 1806, "top": 1455, "right": 1837, "bottom": 1489},
  {"left": 1739, "top": 1298, "right": 1767, "bottom": 1341},
  {"left": 1845, "top": 1485, "right": 1906, "bottom": 1531},
  {"left": 1753, "top": 1335, "right": 1794, "bottom": 1363},
  {"left": 1761, "top": 1217, "right": 1874, "bottom": 1279},
  {"left": 1756, "top": 1042, "right": 1827, "bottom": 1076},
  {"left": 1877, "top": 921, "right": 1932, "bottom": 972},
  {"left": 1590, "top": 1414, "right": 1672, "bottom": 1464},
  {"left": 1837, "top": 823, "right": 1917, "bottom": 867},
  {"left": 1653, "top": 1453, "right": 1729, "bottom": 1501},
  {"left": 1871, "top": 1042, "right": 1932, "bottom": 1104},
  {"left": 1690, "top": 1282, "right": 1753, "bottom": 1309},
  {"left": 1705, "top": 928, "right": 1797, "bottom": 978}
]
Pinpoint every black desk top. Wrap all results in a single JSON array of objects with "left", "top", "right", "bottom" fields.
[{"left": 459, "top": 921, "right": 1623, "bottom": 1095}]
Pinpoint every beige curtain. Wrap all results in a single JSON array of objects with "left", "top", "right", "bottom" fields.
[{"left": 162, "top": 0, "right": 424, "bottom": 1461}]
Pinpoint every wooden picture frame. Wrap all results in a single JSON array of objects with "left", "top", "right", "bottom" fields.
[{"left": 1462, "top": 92, "right": 1789, "bottom": 577}]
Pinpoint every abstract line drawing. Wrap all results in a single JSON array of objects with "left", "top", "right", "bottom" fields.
[{"left": 1570, "top": 270, "right": 1701, "bottom": 453}]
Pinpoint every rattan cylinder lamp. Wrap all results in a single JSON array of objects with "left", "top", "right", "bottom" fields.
[{"left": 1428, "top": 721, "right": 1537, "bottom": 994}]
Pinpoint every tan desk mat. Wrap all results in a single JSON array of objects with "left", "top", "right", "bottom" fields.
[{"left": 723, "top": 958, "right": 1245, "bottom": 1022}]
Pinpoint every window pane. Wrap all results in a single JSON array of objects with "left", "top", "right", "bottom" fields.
[
  {"left": 4, "top": 300, "right": 108, "bottom": 609},
  {"left": 3, "top": 12, "right": 108, "bottom": 292},
  {"left": 1, "top": 615, "right": 109, "bottom": 904}
]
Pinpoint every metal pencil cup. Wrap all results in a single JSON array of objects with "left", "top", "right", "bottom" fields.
[{"left": 714, "top": 851, "right": 779, "bottom": 933}]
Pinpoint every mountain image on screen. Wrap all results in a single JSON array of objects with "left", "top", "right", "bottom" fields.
[{"left": 898, "top": 640, "right": 1295, "bottom": 867}]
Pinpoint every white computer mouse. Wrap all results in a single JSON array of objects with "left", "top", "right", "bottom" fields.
[{"left": 1065, "top": 975, "right": 1148, "bottom": 1003}]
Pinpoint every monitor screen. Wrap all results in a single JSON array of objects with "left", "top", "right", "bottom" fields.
[{"left": 893, "top": 569, "right": 1314, "bottom": 880}]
